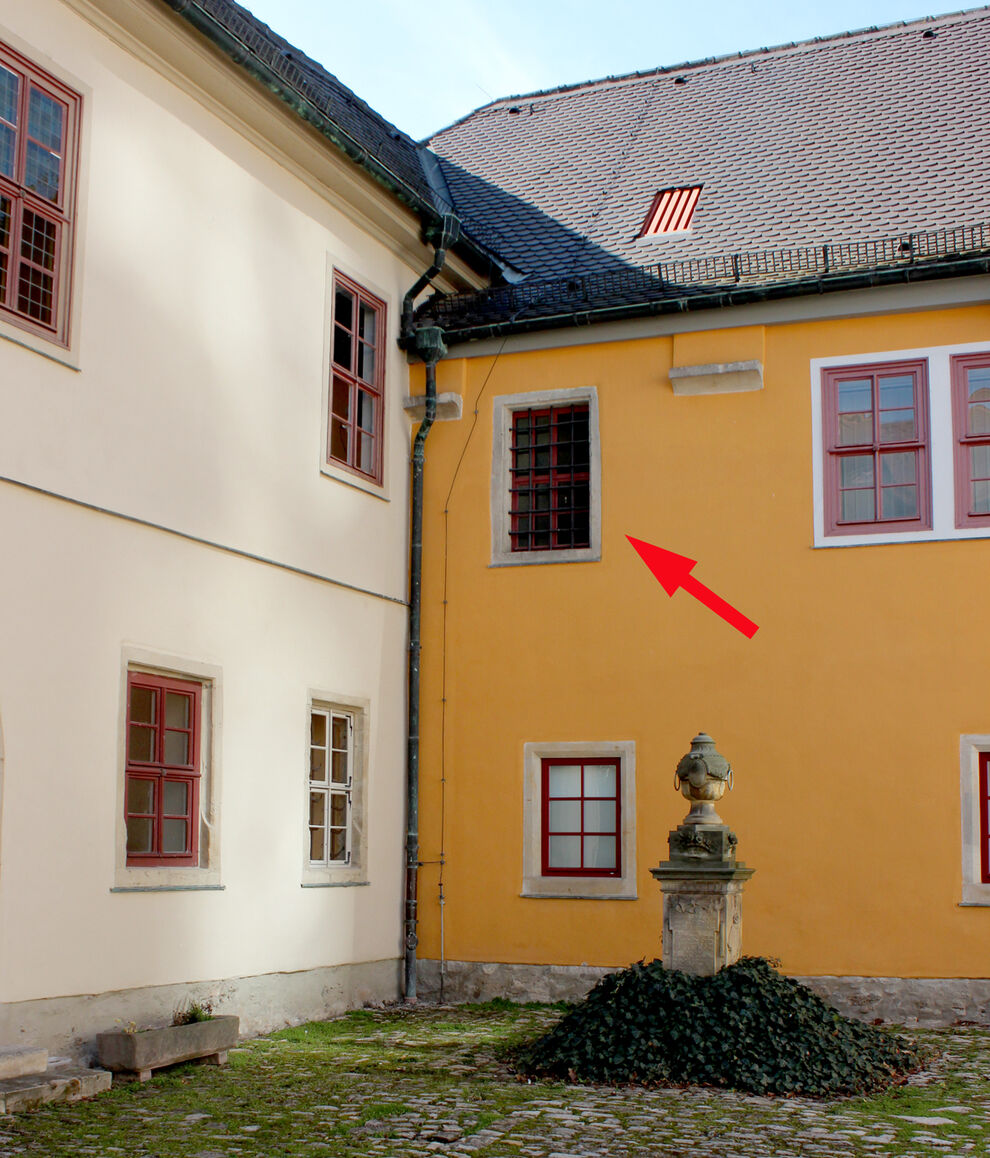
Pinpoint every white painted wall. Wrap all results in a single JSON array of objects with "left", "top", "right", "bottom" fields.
[{"left": 0, "top": 0, "right": 418, "bottom": 1035}]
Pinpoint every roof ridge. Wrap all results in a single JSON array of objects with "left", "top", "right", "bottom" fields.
[{"left": 430, "top": 4, "right": 990, "bottom": 132}]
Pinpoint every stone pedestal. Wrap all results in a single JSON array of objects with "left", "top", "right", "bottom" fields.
[
  {"left": 652, "top": 870, "right": 753, "bottom": 976},
  {"left": 651, "top": 821, "right": 754, "bottom": 976}
]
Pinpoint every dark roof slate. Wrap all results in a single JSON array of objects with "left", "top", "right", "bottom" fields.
[
  {"left": 428, "top": 8, "right": 990, "bottom": 280},
  {"left": 164, "top": 0, "right": 445, "bottom": 213}
]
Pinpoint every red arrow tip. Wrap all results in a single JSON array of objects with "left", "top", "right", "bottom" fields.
[{"left": 625, "top": 536, "right": 697, "bottom": 596}]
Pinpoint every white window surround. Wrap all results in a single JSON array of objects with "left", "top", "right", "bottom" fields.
[
  {"left": 522, "top": 740, "right": 636, "bottom": 899},
  {"left": 113, "top": 648, "right": 222, "bottom": 891},
  {"left": 810, "top": 340, "right": 990, "bottom": 548},
  {"left": 490, "top": 385, "right": 602, "bottom": 567},
  {"left": 302, "top": 691, "right": 369, "bottom": 887},
  {"left": 960, "top": 734, "right": 990, "bottom": 906},
  {"left": 319, "top": 256, "right": 392, "bottom": 503}
]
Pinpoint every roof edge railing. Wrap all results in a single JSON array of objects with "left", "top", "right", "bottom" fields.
[{"left": 426, "top": 222, "right": 990, "bottom": 325}]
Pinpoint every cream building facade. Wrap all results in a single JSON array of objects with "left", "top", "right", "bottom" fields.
[{"left": 0, "top": 0, "right": 487, "bottom": 1055}]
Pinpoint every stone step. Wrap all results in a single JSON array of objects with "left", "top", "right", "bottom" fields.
[
  {"left": 0, "top": 1046, "right": 48, "bottom": 1080},
  {"left": 0, "top": 1064, "right": 112, "bottom": 1113}
]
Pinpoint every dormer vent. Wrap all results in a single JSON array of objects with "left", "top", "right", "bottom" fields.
[{"left": 639, "top": 186, "right": 702, "bottom": 237}]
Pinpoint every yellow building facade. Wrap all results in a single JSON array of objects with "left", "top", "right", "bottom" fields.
[{"left": 412, "top": 287, "right": 990, "bottom": 1015}]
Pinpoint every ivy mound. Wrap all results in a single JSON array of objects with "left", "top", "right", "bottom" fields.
[{"left": 513, "top": 957, "right": 920, "bottom": 1096}]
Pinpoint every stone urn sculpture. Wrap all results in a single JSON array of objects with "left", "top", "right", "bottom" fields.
[{"left": 651, "top": 732, "right": 754, "bottom": 975}]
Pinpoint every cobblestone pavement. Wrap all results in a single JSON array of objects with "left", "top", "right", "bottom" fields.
[{"left": 1, "top": 1004, "right": 988, "bottom": 1157}]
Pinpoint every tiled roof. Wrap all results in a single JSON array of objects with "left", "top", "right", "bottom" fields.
[{"left": 428, "top": 8, "right": 990, "bottom": 280}]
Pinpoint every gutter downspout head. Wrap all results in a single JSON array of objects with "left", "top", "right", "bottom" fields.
[{"left": 402, "top": 215, "right": 461, "bottom": 339}]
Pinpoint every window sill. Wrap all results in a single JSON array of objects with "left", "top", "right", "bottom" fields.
[
  {"left": 301, "top": 880, "right": 370, "bottom": 889},
  {"left": 110, "top": 884, "right": 224, "bottom": 893},
  {"left": 491, "top": 548, "right": 601, "bottom": 568},
  {"left": 319, "top": 462, "right": 390, "bottom": 502},
  {"left": 815, "top": 527, "right": 990, "bottom": 548},
  {"left": 521, "top": 889, "right": 637, "bottom": 900}
]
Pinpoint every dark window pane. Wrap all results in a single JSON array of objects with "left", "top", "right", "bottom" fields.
[
  {"left": 130, "top": 686, "right": 156, "bottom": 724},
  {"left": 164, "top": 731, "right": 189, "bottom": 765},
  {"left": 331, "top": 751, "right": 348, "bottom": 784},
  {"left": 837, "top": 379, "right": 872, "bottom": 412},
  {"left": 330, "top": 793, "right": 347, "bottom": 826},
  {"left": 24, "top": 140, "right": 61, "bottom": 202},
  {"left": 879, "top": 408, "right": 915, "bottom": 442},
  {"left": 310, "top": 748, "right": 326, "bottom": 781},
  {"left": 165, "top": 692, "right": 189, "bottom": 728},
  {"left": 330, "top": 418, "right": 348, "bottom": 462},
  {"left": 838, "top": 456, "right": 870, "bottom": 488},
  {"left": 881, "top": 484, "right": 918, "bottom": 520},
  {"left": 331, "top": 716, "right": 348, "bottom": 750},
  {"left": 334, "top": 287, "right": 353, "bottom": 330},
  {"left": 880, "top": 451, "right": 915, "bottom": 486},
  {"left": 358, "top": 433, "right": 374, "bottom": 475},
  {"left": 332, "top": 375, "right": 350, "bottom": 419},
  {"left": 309, "top": 828, "right": 325, "bottom": 861},
  {"left": 841, "top": 489, "right": 875, "bottom": 522},
  {"left": 163, "top": 780, "right": 187, "bottom": 815},
  {"left": 128, "top": 725, "right": 155, "bottom": 763},
  {"left": 127, "top": 778, "right": 154, "bottom": 815},
  {"left": 17, "top": 262, "right": 53, "bottom": 323},
  {"left": 878, "top": 375, "right": 914, "bottom": 410},
  {"left": 0, "top": 123, "right": 13, "bottom": 180},
  {"left": 311, "top": 712, "right": 327, "bottom": 747},
  {"left": 330, "top": 828, "right": 347, "bottom": 861},
  {"left": 332, "top": 325, "right": 352, "bottom": 370},
  {"left": 357, "top": 341, "right": 375, "bottom": 383},
  {"left": 162, "top": 819, "right": 187, "bottom": 853},
  {"left": 973, "top": 480, "right": 990, "bottom": 515},
  {"left": 358, "top": 302, "right": 376, "bottom": 344},
  {"left": 27, "top": 87, "right": 63, "bottom": 152},
  {"left": 309, "top": 791, "right": 326, "bottom": 826},
  {"left": 356, "top": 390, "right": 375, "bottom": 433},
  {"left": 837, "top": 412, "right": 873, "bottom": 446},
  {"left": 0, "top": 65, "right": 17, "bottom": 127},
  {"left": 126, "top": 817, "right": 153, "bottom": 854}
]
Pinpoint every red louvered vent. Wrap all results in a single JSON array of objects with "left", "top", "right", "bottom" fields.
[{"left": 639, "top": 186, "right": 702, "bottom": 237}]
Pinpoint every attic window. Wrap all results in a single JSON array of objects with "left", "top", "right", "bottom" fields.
[{"left": 639, "top": 186, "right": 701, "bottom": 237}]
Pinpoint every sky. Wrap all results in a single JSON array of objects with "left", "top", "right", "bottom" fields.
[{"left": 238, "top": 0, "right": 974, "bottom": 140}]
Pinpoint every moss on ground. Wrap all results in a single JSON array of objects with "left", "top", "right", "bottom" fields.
[{"left": 0, "top": 1004, "right": 986, "bottom": 1157}]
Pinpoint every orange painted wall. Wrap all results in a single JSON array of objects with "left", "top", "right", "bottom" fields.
[{"left": 414, "top": 303, "right": 990, "bottom": 978}]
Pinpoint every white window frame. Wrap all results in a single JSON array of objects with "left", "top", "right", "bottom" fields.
[
  {"left": 960, "top": 734, "right": 990, "bottom": 906},
  {"left": 490, "top": 386, "right": 602, "bottom": 567},
  {"left": 113, "top": 648, "right": 222, "bottom": 891},
  {"left": 522, "top": 740, "right": 636, "bottom": 899},
  {"left": 302, "top": 692, "right": 369, "bottom": 887},
  {"left": 810, "top": 340, "right": 990, "bottom": 548}
]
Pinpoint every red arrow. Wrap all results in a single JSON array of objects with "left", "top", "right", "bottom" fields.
[{"left": 626, "top": 536, "right": 759, "bottom": 639}]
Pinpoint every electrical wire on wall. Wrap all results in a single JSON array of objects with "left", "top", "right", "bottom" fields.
[{"left": 436, "top": 337, "right": 508, "bottom": 1001}]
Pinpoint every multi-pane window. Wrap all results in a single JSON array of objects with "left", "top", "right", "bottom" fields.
[
  {"left": 125, "top": 673, "right": 202, "bottom": 867},
  {"left": 309, "top": 707, "right": 353, "bottom": 865},
  {"left": 328, "top": 273, "right": 386, "bottom": 483},
  {"left": 952, "top": 354, "right": 990, "bottom": 529},
  {"left": 510, "top": 404, "right": 590, "bottom": 552},
  {"left": 541, "top": 757, "right": 620, "bottom": 877},
  {"left": 0, "top": 41, "right": 80, "bottom": 343},
  {"left": 822, "top": 360, "right": 931, "bottom": 535},
  {"left": 980, "top": 752, "right": 990, "bottom": 885}
]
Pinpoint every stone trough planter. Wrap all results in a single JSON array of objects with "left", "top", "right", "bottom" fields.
[{"left": 96, "top": 1016, "right": 239, "bottom": 1082}]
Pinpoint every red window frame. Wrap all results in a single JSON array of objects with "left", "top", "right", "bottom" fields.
[
  {"left": 638, "top": 186, "right": 702, "bottom": 237},
  {"left": 822, "top": 359, "right": 931, "bottom": 535},
  {"left": 541, "top": 757, "right": 621, "bottom": 878},
  {"left": 951, "top": 353, "right": 990, "bottom": 529},
  {"left": 125, "top": 672, "right": 202, "bottom": 867},
  {"left": 980, "top": 752, "right": 990, "bottom": 885},
  {"left": 327, "top": 272, "right": 386, "bottom": 484},
  {"left": 509, "top": 404, "right": 591, "bottom": 552},
  {"left": 0, "top": 40, "right": 80, "bottom": 345}
]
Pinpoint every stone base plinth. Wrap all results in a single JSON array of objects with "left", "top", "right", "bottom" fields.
[{"left": 653, "top": 873, "right": 752, "bottom": 976}]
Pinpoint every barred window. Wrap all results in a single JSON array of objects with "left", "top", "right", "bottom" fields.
[
  {"left": 509, "top": 404, "right": 590, "bottom": 552},
  {"left": 0, "top": 41, "right": 80, "bottom": 345}
]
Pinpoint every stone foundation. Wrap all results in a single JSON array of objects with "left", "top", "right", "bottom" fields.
[
  {"left": 420, "top": 959, "right": 990, "bottom": 1026},
  {"left": 0, "top": 957, "right": 401, "bottom": 1062}
]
